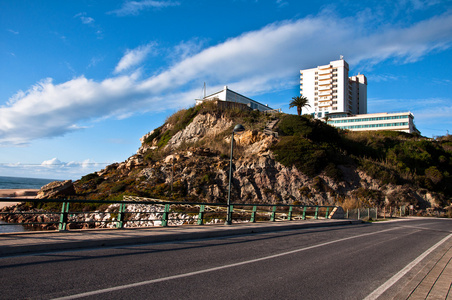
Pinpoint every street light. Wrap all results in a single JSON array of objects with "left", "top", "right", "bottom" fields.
[{"left": 226, "top": 124, "right": 245, "bottom": 225}]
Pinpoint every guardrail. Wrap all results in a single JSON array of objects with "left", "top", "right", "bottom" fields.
[
  {"left": 345, "top": 206, "right": 410, "bottom": 220},
  {"left": 0, "top": 197, "right": 338, "bottom": 232}
]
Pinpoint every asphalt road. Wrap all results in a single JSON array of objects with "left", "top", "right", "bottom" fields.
[{"left": 0, "top": 218, "right": 451, "bottom": 300}]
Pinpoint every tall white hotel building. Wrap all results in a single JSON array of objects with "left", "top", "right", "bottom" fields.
[
  {"left": 300, "top": 59, "right": 367, "bottom": 118},
  {"left": 300, "top": 58, "right": 419, "bottom": 134}
]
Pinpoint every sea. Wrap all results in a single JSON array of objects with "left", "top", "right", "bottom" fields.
[
  {"left": 0, "top": 176, "right": 58, "bottom": 233},
  {"left": 0, "top": 175, "right": 57, "bottom": 190}
]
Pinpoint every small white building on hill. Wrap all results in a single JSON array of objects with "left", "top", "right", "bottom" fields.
[{"left": 196, "top": 86, "right": 275, "bottom": 112}]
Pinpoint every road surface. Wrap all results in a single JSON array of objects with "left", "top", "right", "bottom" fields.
[{"left": 0, "top": 218, "right": 450, "bottom": 299}]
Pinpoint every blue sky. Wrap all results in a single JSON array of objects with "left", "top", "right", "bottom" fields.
[{"left": 1, "top": 0, "right": 452, "bottom": 180}]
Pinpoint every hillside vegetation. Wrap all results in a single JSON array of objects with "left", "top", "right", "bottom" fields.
[{"left": 68, "top": 101, "right": 451, "bottom": 215}]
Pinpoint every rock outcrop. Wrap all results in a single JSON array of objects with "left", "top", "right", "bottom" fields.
[
  {"left": 37, "top": 180, "right": 75, "bottom": 199},
  {"left": 70, "top": 109, "right": 452, "bottom": 213}
]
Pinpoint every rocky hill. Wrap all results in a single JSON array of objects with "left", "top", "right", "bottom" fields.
[{"left": 49, "top": 101, "right": 451, "bottom": 215}]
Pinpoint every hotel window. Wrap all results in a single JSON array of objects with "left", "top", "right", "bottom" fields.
[
  {"left": 315, "top": 87, "right": 318, "bottom": 90},
  {"left": 315, "top": 82, "right": 318, "bottom": 85},
  {"left": 315, "top": 77, "right": 318, "bottom": 80},
  {"left": 314, "top": 92, "right": 318, "bottom": 95},
  {"left": 315, "top": 72, "right": 318, "bottom": 75}
]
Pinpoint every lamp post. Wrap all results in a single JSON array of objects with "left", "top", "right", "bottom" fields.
[{"left": 226, "top": 124, "right": 245, "bottom": 225}]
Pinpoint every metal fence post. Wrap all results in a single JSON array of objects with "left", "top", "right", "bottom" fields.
[
  {"left": 302, "top": 207, "right": 307, "bottom": 220},
  {"left": 161, "top": 204, "right": 170, "bottom": 227},
  {"left": 58, "top": 201, "right": 69, "bottom": 231},
  {"left": 288, "top": 206, "right": 293, "bottom": 221},
  {"left": 197, "top": 205, "right": 205, "bottom": 225},
  {"left": 116, "top": 203, "right": 125, "bottom": 229},
  {"left": 314, "top": 207, "right": 319, "bottom": 219},
  {"left": 250, "top": 206, "right": 257, "bottom": 223},
  {"left": 358, "top": 208, "right": 360, "bottom": 220},
  {"left": 270, "top": 206, "right": 277, "bottom": 222},
  {"left": 325, "top": 207, "right": 330, "bottom": 219},
  {"left": 227, "top": 205, "right": 233, "bottom": 223}
]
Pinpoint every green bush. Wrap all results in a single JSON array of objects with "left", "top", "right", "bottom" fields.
[{"left": 271, "top": 136, "right": 329, "bottom": 176}]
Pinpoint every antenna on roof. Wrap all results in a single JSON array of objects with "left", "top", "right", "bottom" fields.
[{"left": 340, "top": 55, "right": 344, "bottom": 60}]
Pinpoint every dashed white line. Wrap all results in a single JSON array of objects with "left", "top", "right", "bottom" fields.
[{"left": 52, "top": 227, "right": 400, "bottom": 300}]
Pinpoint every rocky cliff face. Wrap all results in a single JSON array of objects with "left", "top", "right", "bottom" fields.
[
  {"left": 64, "top": 107, "right": 450, "bottom": 214},
  {"left": 15, "top": 102, "right": 444, "bottom": 218}
]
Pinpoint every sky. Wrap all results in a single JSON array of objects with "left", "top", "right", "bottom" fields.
[{"left": 1, "top": 0, "right": 452, "bottom": 180}]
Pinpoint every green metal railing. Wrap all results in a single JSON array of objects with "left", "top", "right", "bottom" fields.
[
  {"left": 0, "top": 197, "right": 338, "bottom": 232},
  {"left": 345, "top": 206, "right": 409, "bottom": 220}
]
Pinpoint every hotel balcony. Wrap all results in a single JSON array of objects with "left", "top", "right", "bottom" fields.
[
  {"left": 319, "top": 88, "right": 332, "bottom": 93},
  {"left": 319, "top": 78, "right": 332, "bottom": 83},
  {"left": 318, "top": 74, "right": 332, "bottom": 79},
  {"left": 319, "top": 103, "right": 331, "bottom": 108},
  {"left": 318, "top": 71, "right": 332, "bottom": 77},
  {"left": 318, "top": 64, "right": 332, "bottom": 70},
  {"left": 319, "top": 81, "right": 332, "bottom": 86}
]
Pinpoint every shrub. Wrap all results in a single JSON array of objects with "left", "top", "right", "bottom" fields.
[
  {"left": 143, "top": 126, "right": 162, "bottom": 145},
  {"left": 110, "top": 183, "right": 126, "bottom": 194}
]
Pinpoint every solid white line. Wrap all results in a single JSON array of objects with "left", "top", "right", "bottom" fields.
[
  {"left": 52, "top": 227, "right": 400, "bottom": 300},
  {"left": 364, "top": 233, "right": 452, "bottom": 300}
]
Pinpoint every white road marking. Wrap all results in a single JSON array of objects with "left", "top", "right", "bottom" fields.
[
  {"left": 364, "top": 233, "right": 452, "bottom": 300},
  {"left": 52, "top": 227, "right": 400, "bottom": 300}
]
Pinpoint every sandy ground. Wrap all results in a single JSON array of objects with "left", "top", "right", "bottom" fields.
[{"left": 0, "top": 189, "right": 38, "bottom": 209}]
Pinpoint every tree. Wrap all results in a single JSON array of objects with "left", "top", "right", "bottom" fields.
[{"left": 289, "top": 96, "right": 310, "bottom": 116}]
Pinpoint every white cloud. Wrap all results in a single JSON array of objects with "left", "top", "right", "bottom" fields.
[
  {"left": 41, "top": 158, "right": 63, "bottom": 167},
  {"left": 74, "top": 13, "right": 103, "bottom": 39},
  {"left": 276, "top": 0, "right": 288, "bottom": 8},
  {"left": 1, "top": 11, "right": 452, "bottom": 146},
  {"left": 110, "top": 0, "right": 180, "bottom": 16},
  {"left": 75, "top": 12, "right": 95, "bottom": 24},
  {"left": 114, "top": 44, "right": 154, "bottom": 74},
  {"left": 81, "top": 16, "right": 94, "bottom": 24},
  {"left": 366, "top": 74, "right": 400, "bottom": 82},
  {"left": 0, "top": 158, "right": 107, "bottom": 180}
]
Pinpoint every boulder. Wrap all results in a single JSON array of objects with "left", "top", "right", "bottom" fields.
[{"left": 36, "top": 180, "right": 75, "bottom": 199}]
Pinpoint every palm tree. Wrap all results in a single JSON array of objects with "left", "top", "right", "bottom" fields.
[{"left": 289, "top": 96, "right": 310, "bottom": 116}]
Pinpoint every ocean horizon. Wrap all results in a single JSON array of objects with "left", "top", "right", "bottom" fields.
[{"left": 0, "top": 176, "right": 59, "bottom": 190}]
